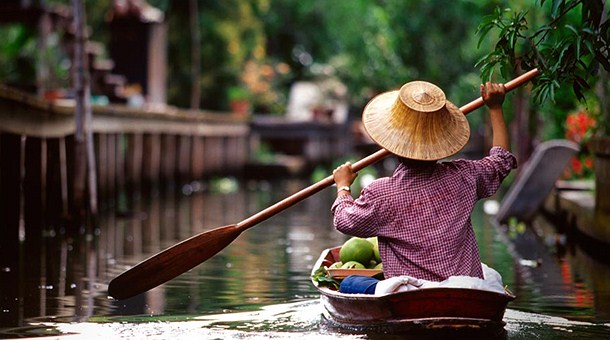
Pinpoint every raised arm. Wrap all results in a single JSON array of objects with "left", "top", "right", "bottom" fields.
[{"left": 481, "top": 82, "right": 510, "bottom": 151}]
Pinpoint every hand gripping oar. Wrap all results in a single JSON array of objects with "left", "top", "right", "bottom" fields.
[{"left": 108, "top": 68, "right": 539, "bottom": 300}]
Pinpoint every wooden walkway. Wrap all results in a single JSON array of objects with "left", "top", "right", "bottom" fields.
[
  {"left": 544, "top": 181, "right": 610, "bottom": 246},
  {"left": 0, "top": 84, "right": 249, "bottom": 231}
]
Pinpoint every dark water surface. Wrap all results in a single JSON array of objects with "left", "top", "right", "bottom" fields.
[{"left": 1, "top": 178, "right": 610, "bottom": 339}]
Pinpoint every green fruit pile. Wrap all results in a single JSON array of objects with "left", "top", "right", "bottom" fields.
[{"left": 330, "top": 237, "right": 382, "bottom": 270}]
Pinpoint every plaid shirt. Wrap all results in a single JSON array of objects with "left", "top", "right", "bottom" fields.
[{"left": 332, "top": 147, "right": 517, "bottom": 282}]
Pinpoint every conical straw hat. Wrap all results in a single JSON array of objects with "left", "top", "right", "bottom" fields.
[{"left": 362, "top": 81, "right": 470, "bottom": 160}]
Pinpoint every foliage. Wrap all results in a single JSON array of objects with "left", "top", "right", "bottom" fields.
[
  {"left": 3, "top": 0, "right": 524, "bottom": 124},
  {"left": 251, "top": 142, "right": 276, "bottom": 163},
  {"left": 227, "top": 86, "right": 252, "bottom": 102},
  {"left": 238, "top": 58, "right": 292, "bottom": 113},
  {"left": 566, "top": 153, "right": 595, "bottom": 179},
  {"left": 262, "top": 0, "right": 495, "bottom": 110},
  {"left": 155, "top": 0, "right": 498, "bottom": 115},
  {"left": 39, "top": 29, "right": 71, "bottom": 90},
  {"left": 163, "top": 0, "right": 270, "bottom": 110},
  {"left": 0, "top": 24, "right": 70, "bottom": 90},
  {"left": 209, "top": 177, "right": 239, "bottom": 194},
  {"left": 476, "top": 0, "right": 610, "bottom": 135},
  {"left": 311, "top": 267, "right": 339, "bottom": 290},
  {"left": 0, "top": 24, "right": 36, "bottom": 86}
]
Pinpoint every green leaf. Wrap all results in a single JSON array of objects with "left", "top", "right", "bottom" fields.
[
  {"left": 573, "top": 80, "right": 584, "bottom": 101},
  {"left": 581, "top": 27, "right": 595, "bottom": 35},
  {"left": 583, "top": 40, "right": 595, "bottom": 55},
  {"left": 594, "top": 52, "right": 610, "bottom": 71},
  {"left": 477, "top": 25, "right": 495, "bottom": 48},
  {"left": 574, "top": 75, "right": 590, "bottom": 89},
  {"left": 311, "top": 267, "right": 339, "bottom": 290},
  {"left": 550, "top": 0, "right": 563, "bottom": 18},
  {"left": 565, "top": 24, "right": 579, "bottom": 35}
]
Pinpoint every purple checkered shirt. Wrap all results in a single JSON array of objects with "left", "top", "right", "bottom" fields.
[{"left": 332, "top": 147, "right": 517, "bottom": 281}]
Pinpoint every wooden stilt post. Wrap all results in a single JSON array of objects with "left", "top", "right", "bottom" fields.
[
  {"left": 22, "top": 136, "right": 45, "bottom": 319},
  {"left": 191, "top": 135, "right": 205, "bottom": 180},
  {"left": 142, "top": 133, "right": 161, "bottom": 188},
  {"left": 126, "top": 132, "right": 144, "bottom": 198},
  {"left": 0, "top": 132, "right": 22, "bottom": 330},
  {"left": 0, "top": 133, "right": 22, "bottom": 233},
  {"left": 161, "top": 134, "right": 177, "bottom": 183},
  {"left": 18, "top": 135, "right": 26, "bottom": 240},
  {"left": 41, "top": 138, "right": 47, "bottom": 229},
  {"left": 59, "top": 137, "right": 68, "bottom": 219},
  {"left": 115, "top": 134, "right": 127, "bottom": 214},
  {"left": 96, "top": 133, "right": 111, "bottom": 211},
  {"left": 204, "top": 136, "right": 222, "bottom": 176},
  {"left": 106, "top": 134, "right": 117, "bottom": 209},
  {"left": 23, "top": 137, "right": 44, "bottom": 232},
  {"left": 44, "top": 138, "right": 62, "bottom": 228},
  {"left": 71, "top": 0, "right": 98, "bottom": 230},
  {"left": 178, "top": 135, "right": 191, "bottom": 182}
]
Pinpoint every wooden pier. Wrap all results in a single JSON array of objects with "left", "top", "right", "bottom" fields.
[
  {"left": 247, "top": 115, "right": 352, "bottom": 177},
  {"left": 0, "top": 85, "right": 249, "bottom": 232}
]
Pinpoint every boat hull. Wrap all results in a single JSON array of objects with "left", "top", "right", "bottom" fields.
[{"left": 312, "top": 247, "right": 514, "bottom": 332}]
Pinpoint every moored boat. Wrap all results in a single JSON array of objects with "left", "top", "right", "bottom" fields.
[{"left": 311, "top": 246, "right": 515, "bottom": 334}]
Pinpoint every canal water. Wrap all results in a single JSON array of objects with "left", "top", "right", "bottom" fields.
[{"left": 1, "top": 175, "right": 610, "bottom": 339}]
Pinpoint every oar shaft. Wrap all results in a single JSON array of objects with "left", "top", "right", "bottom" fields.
[
  {"left": 460, "top": 68, "right": 540, "bottom": 114},
  {"left": 237, "top": 148, "right": 389, "bottom": 229},
  {"left": 237, "top": 68, "right": 539, "bottom": 230}
]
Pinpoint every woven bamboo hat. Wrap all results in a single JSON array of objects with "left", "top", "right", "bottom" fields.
[{"left": 362, "top": 81, "right": 470, "bottom": 160}]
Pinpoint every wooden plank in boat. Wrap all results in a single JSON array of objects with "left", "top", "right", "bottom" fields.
[{"left": 327, "top": 268, "right": 383, "bottom": 279}]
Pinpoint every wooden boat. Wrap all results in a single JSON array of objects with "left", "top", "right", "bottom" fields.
[{"left": 311, "top": 246, "right": 515, "bottom": 334}]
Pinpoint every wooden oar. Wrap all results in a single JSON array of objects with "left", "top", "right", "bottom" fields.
[{"left": 108, "top": 68, "right": 539, "bottom": 300}]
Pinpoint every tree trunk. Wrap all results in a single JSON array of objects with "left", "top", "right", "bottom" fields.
[
  {"left": 510, "top": 69, "right": 534, "bottom": 166},
  {"left": 189, "top": 0, "right": 201, "bottom": 109}
]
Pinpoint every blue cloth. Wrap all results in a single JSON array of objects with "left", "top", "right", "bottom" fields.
[{"left": 339, "top": 275, "right": 379, "bottom": 294}]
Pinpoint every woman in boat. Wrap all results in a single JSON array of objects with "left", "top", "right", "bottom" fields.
[{"left": 332, "top": 81, "right": 515, "bottom": 293}]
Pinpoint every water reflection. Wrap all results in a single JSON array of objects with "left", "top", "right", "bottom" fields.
[
  {"left": 497, "top": 212, "right": 610, "bottom": 322},
  {"left": 104, "top": 179, "right": 347, "bottom": 318},
  {"left": 1, "top": 178, "right": 610, "bottom": 339}
]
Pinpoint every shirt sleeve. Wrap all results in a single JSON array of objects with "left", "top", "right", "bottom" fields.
[
  {"left": 331, "top": 186, "right": 379, "bottom": 238},
  {"left": 469, "top": 146, "right": 517, "bottom": 198}
]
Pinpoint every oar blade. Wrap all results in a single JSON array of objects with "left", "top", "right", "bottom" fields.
[{"left": 108, "top": 224, "right": 243, "bottom": 300}]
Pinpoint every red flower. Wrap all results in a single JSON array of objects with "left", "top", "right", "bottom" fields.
[
  {"left": 564, "top": 110, "right": 596, "bottom": 179},
  {"left": 571, "top": 157, "right": 583, "bottom": 175},
  {"left": 565, "top": 110, "right": 596, "bottom": 144},
  {"left": 583, "top": 156, "right": 594, "bottom": 170}
]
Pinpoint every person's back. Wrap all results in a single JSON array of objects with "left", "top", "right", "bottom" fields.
[{"left": 332, "top": 81, "right": 516, "bottom": 282}]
